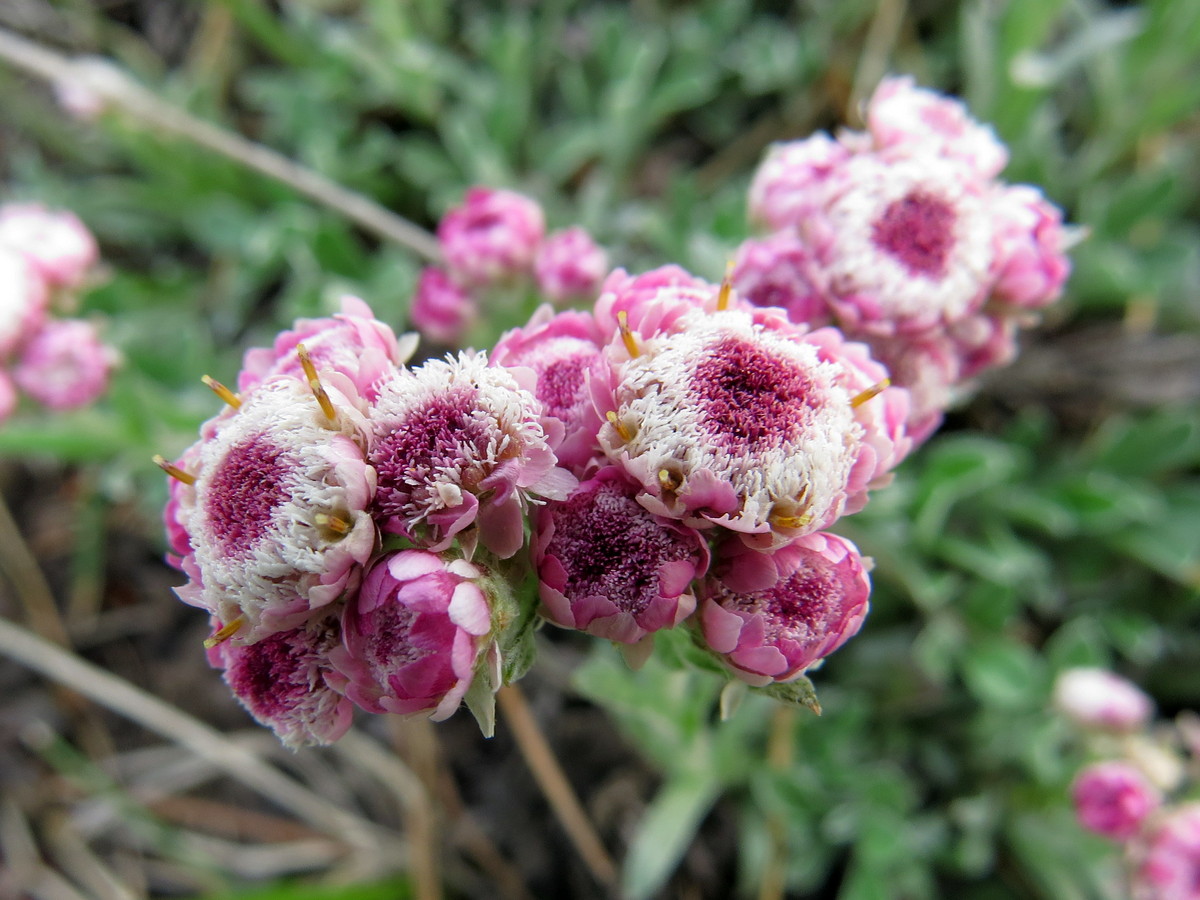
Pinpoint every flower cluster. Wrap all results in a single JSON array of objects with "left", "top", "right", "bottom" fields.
[
  {"left": 409, "top": 188, "right": 609, "bottom": 345},
  {"left": 1054, "top": 667, "right": 1200, "bottom": 899},
  {"left": 0, "top": 203, "right": 117, "bottom": 422},
  {"left": 163, "top": 77, "right": 1073, "bottom": 748},
  {"left": 740, "top": 76, "right": 1073, "bottom": 442}
]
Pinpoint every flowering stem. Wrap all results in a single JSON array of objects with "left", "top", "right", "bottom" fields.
[
  {"left": 495, "top": 684, "right": 619, "bottom": 891},
  {"left": 0, "top": 26, "right": 441, "bottom": 262}
]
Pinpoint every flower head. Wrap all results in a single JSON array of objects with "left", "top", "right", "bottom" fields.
[
  {"left": 207, "top": 616, "right": 353, "bottom": 749},
  {"left": 1133, "top": 804, "right": 1200, "bottom": 900},
  {"left": 408, "top": 267, "right": 476, "bottom": 346},
  {"left": 13, "top": 319, "right": 118, "bottom": 410},
  {"left": 730, "top": 233, "right": 831, "bottom": 328},
  {"left": 0, "top": 245, "right": 49, "bottom": 358},
  {"left": 747, "top": 133, "right": 852, "bottom": 232},
  {"left": 534, "top": 467, "right": 708, "bottom": 644},
  {"left": 1053, "top": 667, "right": 1154, "bottom": 733},
  {"left": 0, "top": 203, "right": 99, "bottom": 290},
  {"left": 699, "top": 533, "right": 870, "bottom": 685},
  {"left": 369, "top": 351, "right": 576, "bottom": 558},
  {"left": 437, "top": 187, "right": 545, "bottom": 287},
  {"left": 989, "top": 184, "right": 1072, "bottom": 310},
  {"left": 534, "top": 226, "right": 609, "bottom": 305},
  {"left": 593, "top": 265, "right": 715, "bottom": 343},
  {"left": 328, "top": 550, "right": 495, "bottom": 721},
  {"left": 1072, "top": 760, "right": 1160, "bottom": 842}
]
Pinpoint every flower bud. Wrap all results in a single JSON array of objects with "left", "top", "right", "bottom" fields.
[
  {"left": 408, "top": 267, "right": 475, "bottom": 346},
  {"left": 13, "top": 319, "right": 117, "bottom": 410},
  {"left": 1072, "top": 760, "right": 1160, "bottom": 842},
  {"left": 437, "top": 187, "right": 545, "bottom": 286},
  {"left": 533, "top": 227, "right": 609, "bottom": 305},
  {"left": 1053, "top": 667, "right": 1154, "bottom": 733}
]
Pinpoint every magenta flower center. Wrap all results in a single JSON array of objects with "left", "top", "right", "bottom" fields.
[
  {"left": 548, "top": 480, "right": 696, "bottom": 616},
  {"left": 226, "top": 632, "right": 311, "bottom": 719},
  {"left": 360, "top": 585, "right": 457, "bottom": 697},
  {"left": 537, "top": 353, "right": 590, "bottom": 420},
  {"left": 205, "top": 434, "right": 291, "bottom": 556},
  {"left": 690, "top": 336, "right": 817, "bottom": 451},
  {"left": 721, "top": 555, "right": 842, "bottom": 646},
  {"left": 871, "top": 190, "right": 956, "bottom": 278}
]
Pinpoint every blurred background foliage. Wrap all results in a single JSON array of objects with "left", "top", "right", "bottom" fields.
[{"left": 0, "top": 0, "right": 1198, "bottom": 898}]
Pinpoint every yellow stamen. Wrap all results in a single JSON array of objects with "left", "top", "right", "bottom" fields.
[
  {"left": 658, "top": 468, "right": 681, "bottom": 492},
  {"left": 203, "top": 616, "right": 245, "bottom": 649},
  {"left": 153, "top": 454, "right": 195, "bottom": 485},
  {"left": 771, "top": 513, "right": 812, "bottom": 530},
  {"left": 851, "top": 378, "right": 891, "bottom": 408},
  {"left": 716, "top": 261, "right": 734, "bottom": 311},
  {"left": 606, "top": 410, "right": 632, "bottom": 443},
  {"left": 314, "top": 512, "right": 352, "bottom": 535},
  {"left": 201, "top": 374, "right": 242, "bottom": 409},
  {"left": 617, "top": 311, "right": 640, "bottom": 359},
  {"left": 297, "top": 343, "right": 337, "bottom": 421}
]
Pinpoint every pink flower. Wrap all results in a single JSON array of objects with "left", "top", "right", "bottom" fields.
[
  {"left": 237, "top": 295, "right": 417, "bottom": 402},
  {"left": 534, "top": 226, "right": 609, "bottom": 304},
  {"left": 1073, "top": 761, "right": 1161, "bottom": 842},
  {"left": 947, "top": 311, "right": 1018, "bottom": 380},
  {"left": 0, "top": 203, "right": 99, "bottom": 290},
  {"left": 437, "top": 187, "right": 545, "bottom": 287},
  {"left": 1133, "top": 804, "right": 1200, "bottom": 900},
  {"left": 491, "top": 305, "right": 609, "bottom": 472},
  {"left": 207, "top": 616, "right": 353, "bottom": 749},
  {"left": 730, "top": 233, "right": 832, "bottom": 328},
  {"left": 327, "top": 550, "right": 495, "bottom": 721},
  {"left": 175, "top": 376, "right": 377, "bottom": 642},
  {"left": 0, "top": 369, "right": 16, "bottom": 424},
  {"left": 805, "top": 153, "right": 995, "bottom": 337},
  {"left": 408, "top": 267, "right": 475, "bottom": 345},
  {"left": 989, "top": 184, "right": 1072, "bottom": 310},
  {"left": 699, "top": 533, "right": 870, "bottom": 685},
  {"left": 534, "top": 467, "right": 709, "bottom": 644},
  {"left": 865, "top": 76, "right": 1008, "bottom": 178},
  {"left": 598, "top": 307, "right": 875, "bottom": 544},
  {"left": 13, "top": 319, "right": 117, "bottom": 410},
  {"left": 0, "top": 245, "right": 49, "bottom": 358},
  {"left": 863, "top": 333, "right": 959, "bottom": 446},
  {"left": 747, "top": 133, "right": 852, "bottom": 232},
  {"left": 368, "top": 351, "right": 576, "bottom": 558},
  {"left": 593, "top": 265, "right": 715, "bottom": 343},
  {"left": 1053, "top": 667, "right": 1154, "bottom": 733}
]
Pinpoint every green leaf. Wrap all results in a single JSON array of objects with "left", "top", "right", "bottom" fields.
[{"left": 622, "top": 774, "right": 723, "bottom": 900}]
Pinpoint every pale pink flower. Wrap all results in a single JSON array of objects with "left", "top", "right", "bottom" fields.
[
  {"left": 0, "top": 203, "right": 99, "bottom": 289},
  {"left": 864, "top": 333, "right": 959, "bottom": 446},
  {"left": 237, "top": 295, "right": 416, "bottom": 402},
  {"left": 947, "top": 311, "right": 1018, "bottom": 380},
  {"left": 699, "top": 532, "right": 870, "bottom": 685},
  {"left": 176, "top": 376, "right": 377, "bottom": 642},
  {"left": 368, "top": 351, "right": 576, "bottom": 558},
  {"left": 593, "top": 265, "right": 715, "bottom": 344},
  {"left": 730, "top": 233, "right": 831, "bottom": 328},
  {"left": 1054, "top": 667, "right": 1154, "bottom": 733},
  {"left": 13, "top": 319, "right": 117, "bottom": 410},
  {"left": 534, "top": 466, "right": 708, "bottom": 644},
  {"left": 327, "top": 550, "right": 495, "bottom": 721},
  {"left": 534, "top": 226, "right": 609, "bottom": 304},
  {"left": 491, "top": 305, "right": 608, "bottom": 472},
  {"left": 865, "top": 76, "right": 1008, "bottom": 178},
  {"left": 747, "top": 133, "right": 853, "bottom": 232},
  {"left": 0, "top": 245, "right": 49, "bottom": 358},
  {"left": 0, "top": 370, "right": 16, "bottom": 424},
  {"left": 806, "top": 153, "right": 995, "bottom": 337},
  {"left": 989, "top": 184, "right": 1072, "bottom": 310},
  {"left": 408, "top": 267, "right": 475, "bottom": 345},
  {"left": 1133, "top": 804, "right": 1200, "bottom": 900},
  {"left": 207, "top": 616, "right": 353, "bottom": 749},
  {"left": 437, "top": 187, "right": 545, "bottom": 286},
  {"left": 598, "top": 307, "right": 868, "bottom": 544},
  {"left": 1072, "top": 761, "right": 1161, "bottom": 842}
]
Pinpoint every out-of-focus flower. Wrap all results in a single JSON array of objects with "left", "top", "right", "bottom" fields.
[
  {"left": 408, "top": 267, "right": 476, "bottom": 346},
  {"left": 864, "top": 75, "right": 1008, "bottom": 178},
  {"left": 864, "top": 333, "right": 959, "bottom": 446},
  {"left": 0, "top": 203, "right": 99, "bottom": 290},
  {"left": 534, "top": 226, "right": 609, "bottom": 305},
  {"left": 989, "top": 184, "right": 1072, "bottom": 310},
  {"left": 730, "top": 232, "right": 831, "bottom": 328},
  {"left": 0, "top": 245, "right": 49, "bottom": 358},
  {"left": 0, "top": 369, "right": 16, "bottom": 424},
  {"left": 328, "top": 550, "right": 495, "bottom": 721},
  {"left": 176, "top": 377, "right": 377, "bottom": 642},
  {"left": 534, "top": 466, "right": 708, "bottom": 644},
  {"left": 207, "top": 616, "right": 353, "bottom": 749},
  {"left": 699, "top": 533, "right": 870, "bottom": 685},
  {"left": 368, "top": 351, "right": 575, "bottom": 558},
  {"left": 747, "top": 133, "right": 852, "bottom": 232},
  {"left": 437, "top": 187, "right": 545, "bottom": 287},
  {"left": 1133, "top": 804, "right": 1200, "bottom": 900},
  {"left": 238, "top": 295, "right": 416, "bottom": 401},
  {"left": 491, "top": 305, "right": 608, "bottom": 472},
  {"left": 1053, "top": 667, "right": 1154, "bottom": 733},
  {"left": 1072, "top": 761, "right": 1161, "bottom": 842},
  {"left": 12, "top": 319, "right": 118, "bottom": 410}
]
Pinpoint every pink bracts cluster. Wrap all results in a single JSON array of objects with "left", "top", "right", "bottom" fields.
[{"left": 0, "top": 203, "right": 117, "bottom": 422}]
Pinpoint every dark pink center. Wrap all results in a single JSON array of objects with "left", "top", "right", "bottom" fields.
[
  {"left": 547, "top": 478, "right": 697, "bottom": 617},
  {"left": 870, "top": 190, "right": 956, "bottom": 278},
  {"left": 690, "top": 335, "right": 817, "bottom": 451},
  {"left": 360, "top": 584, "right": 456, "bottom": 698},
  {"left": 205, "top": 434, "right": 291, "bottom": 556},
  {"left": 537, "top": 353, "right": 590, "bottom": 421},
  {"left": 723, "top": 553, "right": 841, "bottom": 647},
  {"left": 226, "top": 631, "right": 312, "bottom": 719}
]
